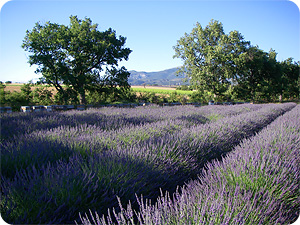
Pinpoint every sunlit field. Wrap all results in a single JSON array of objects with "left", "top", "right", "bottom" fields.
[
  {"left": 131, "top": 86, "right": 193, "bottom": 95},
  {"left": 4, "top": 84, "right": 192, "bottom": 95}
]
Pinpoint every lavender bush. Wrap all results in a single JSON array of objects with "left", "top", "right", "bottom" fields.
[
  {"left": 86, "top": 104, "right": 300, "bottom": 225},
  {"left": 1, "top": 104, "right": 264, "bottom": 180},
  {"left": 0, "top": 104, "right": 263, "bottom": 142},
  {"left": 2, "top": 104, "right": 291, "bottom": 182},
  {"left": 0, "top": 103, "right": 297, "bottom": 224}
]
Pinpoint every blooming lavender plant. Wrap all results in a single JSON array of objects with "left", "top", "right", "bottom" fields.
[
  {"left": 1, "top": 103, "right": 297, "bottom": 224},
  {"left": 0, "top": 104, "right": 263, "bottom": 142},
  {"left": 1, "top": 151, "right": 178, "bottom": 224},
  {"left": 86, "top": 104, "right": 299, "bottom": 225},
  {"left": 1, "top": 104, "right": 265, "bottom": 180}
]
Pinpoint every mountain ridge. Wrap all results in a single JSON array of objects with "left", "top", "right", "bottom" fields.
[{"left": 128, "top": 67, "right": 187, "bottom": 86}]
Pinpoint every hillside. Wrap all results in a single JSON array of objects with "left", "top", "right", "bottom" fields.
[{"left": 128, "top": 68, "right": 188, "bottom": 86}]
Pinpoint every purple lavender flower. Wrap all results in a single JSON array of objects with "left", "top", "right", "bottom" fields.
[{"left": 1, "top": 103, "right": 297, "bottom": 224}]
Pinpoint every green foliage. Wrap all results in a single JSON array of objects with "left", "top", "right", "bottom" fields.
[
  {"left": 22, "top": 15, "right": 132, "bottom": 105},
  {"left": 176, "top": 85, "right": 193, "bottom": 91},
  {"left": 138, "top": 92, "right": 159, "bottom": 104},
  {"left": 235, "top": 47, "right": 268, "bottom": 102},
  {"left": 280, "top": 59, "right": 300, "bottom": 100},
  {"left": 20, "top": 82, "right": 33, "bottom": 103},
  {"left": 174, "top": 20, "right": 300, "bottom": 103},
  {"left": 54, "top": 87, "right": 79, "bottom": 105},
  {"left": 1, "top": 83, "right": 33, "bottom": 110},
  {"left": 0, "top": 83, "right": 7, "bottom": 106},
  {"left": 168, "top": 91, "right": 179, "bottom": 103},
  {"left": 32, "top": 87, "right": 54, "bottom": 105},
  {"left": 235, "top": 48, "right": 300, "bottom": 103},
  {"left": 117, "top": 88, "right": 137, "bottom": 103},
  {"left": 173, "top": 19, "right": 249, "bottom": 99},
  {"left": 1, "top": 82, "right": 71, "bottom": 110},
  {"left": 87, "top": 87, "right": 137, "bottom": 105},
  {"left": 189, "top": 91, "right": 204, "bottom": 103},
  {"left": 5, "top": 91, "right": 28, "bottom": 111},
  {"left": 136, "top": 92, "right": 167, "bottom": 104}
]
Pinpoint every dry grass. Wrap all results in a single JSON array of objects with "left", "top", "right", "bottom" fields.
[
  {"left": 5, "top": 84, "right": 178, "bottom": 94},
  {"left": 4, "top": 84, "right": 57, "bottom": 94},
  {"left": 4, "top": 84, "right": 188, "bottom": 101},
  {"left": 4, "top": 85, "right": 22, "bottom": 92}
]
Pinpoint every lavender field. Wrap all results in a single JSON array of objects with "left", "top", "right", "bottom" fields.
[{"left": 1, "top": 103, "right": 299, "bottom": 224}]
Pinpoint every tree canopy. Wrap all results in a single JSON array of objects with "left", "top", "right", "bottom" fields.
[
  {"left": 173, "top": 20, "right": 249, "bottom": 99},
  {"left": 22, "top": 16, "right": 132, "bottom": 104},
  {"left": 174, "top": 19, "right": 299, "bottom": 102}
]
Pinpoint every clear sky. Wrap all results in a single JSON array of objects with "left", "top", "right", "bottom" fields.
[{"left": 0, "top": 0, "right": 299, "bottom": 82}]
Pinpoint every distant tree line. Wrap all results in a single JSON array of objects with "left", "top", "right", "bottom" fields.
[
  {"left": 0, "top": 82, "right": 137, "bottom": 111},
  {"left": 174, "top": 19, "right": 300, "bottom": 103},
  {"left": 0, "top": 82, "right": 194, "bottom": 111}
]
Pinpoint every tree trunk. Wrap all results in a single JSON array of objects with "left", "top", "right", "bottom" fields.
[
  {"left": 249, "top": 70, "right": 255, "bottom": 103},
  {"left": 79, "top": 92, "right": 86, "bottom": 105}
]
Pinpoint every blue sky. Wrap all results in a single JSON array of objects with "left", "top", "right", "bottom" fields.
[{"left": 0, "top": 0, "right": 299, "bottom": 82}]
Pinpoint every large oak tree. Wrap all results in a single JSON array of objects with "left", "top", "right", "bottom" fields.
[
  {"left": 22, "top": 16, "right": 132, "bottom": 104},
  {"left": 173, "top": 20, "right": 249, "bottom": 100}
]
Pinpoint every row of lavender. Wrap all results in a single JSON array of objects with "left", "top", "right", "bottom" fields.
[
  {"left": 1, "top": 104, "right": 266, "bottom": 180},
  {"left": 82, "top": 104, "right": 300, "bottom": 225},
  {"left": 0, "top": 103, "right": 281, "bottom": 181},
  {"left": 0, "top": 103, "right": 296, "bottom": 224},
  {"left": 0, "top": 104, "right": 263, "bottom": 142}
]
